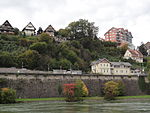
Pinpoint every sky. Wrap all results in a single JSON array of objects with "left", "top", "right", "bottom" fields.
[{"left": 0, "top": 0, "right": 150, "bottom": 46}]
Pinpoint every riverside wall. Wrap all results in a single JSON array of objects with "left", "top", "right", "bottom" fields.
[{"left": 0, "top": 73, "right": 146, "bottom": 98}]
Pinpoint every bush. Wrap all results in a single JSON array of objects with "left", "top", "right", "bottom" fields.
[
  {"left": 75, "top": 80, "right": 89, "bottom": 97},
  {"left": 0, "top": 88, "right": 16, "bottom": 104},
  {"left": 104, "top": 81, "right": 119, "bottom": 100},
  {"left": 63, "top": 80, "right": 89, "bottom": 102},
  {"left": 117, "top": 81, "right": 125, "bottom": 96}
]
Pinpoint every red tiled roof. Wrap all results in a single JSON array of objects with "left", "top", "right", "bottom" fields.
[{"left": 128, "top": 49, "right": 143, "bottom": 58}]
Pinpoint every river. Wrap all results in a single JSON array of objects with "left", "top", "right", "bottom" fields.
[{"left": 0, "top": 99, "right": 150, "bottom": 113}]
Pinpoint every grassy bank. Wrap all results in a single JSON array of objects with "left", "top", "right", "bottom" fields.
[{"left": 16, "top": 95, "right": 150, "bottom": 102}]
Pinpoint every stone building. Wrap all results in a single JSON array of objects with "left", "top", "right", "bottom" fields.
[
  {"left": 22, "top": 22, "right": 36, "bottom": 36},
  {"left": 0, "top": 20, "right": 15, "bottom": 34},
  {"left": 91, "top": 58, "right": 132, "bottom": 75}
]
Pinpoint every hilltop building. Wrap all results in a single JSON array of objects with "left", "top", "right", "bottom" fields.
[
  {"left": 44, "top": 25, "right": 55, "bottom": 37},
  {"left": 22, "top": 22, "right": 36, "bottom": 36},
  {"left": 0, "top": 20, "right": 15, "bottom": 34},
  {"left": 143, "top": 42, "right": 150, "bottom": 56},
  {"left": 104, "top": 27, "right": 134, "bottom": 49},
  {"left": 91, "top": 58, "right": 132, "bottom": 75},
  {"left": 124, "top": 49, "right": 143, "bottom": 63}
]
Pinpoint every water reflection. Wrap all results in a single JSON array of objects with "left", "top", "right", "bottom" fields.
[{"left": 0, "top": 99, "right": 150, "bottom": 113}]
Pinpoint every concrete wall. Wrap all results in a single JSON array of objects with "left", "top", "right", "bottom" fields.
[{"left": 0, "top": 73, "right": 145, "bottom": 98}]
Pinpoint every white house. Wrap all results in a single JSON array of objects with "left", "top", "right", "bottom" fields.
[
  {"left": 44, "top": 25, "right": 55, "bottom": 37},
  {"left": 91, "top": 58, "right": 132, "bottom": 75},
  {"left": 124, "top": 49, "right": 143, "bottom": 63},
  {"left": 22, "top": 22, "right": 36, "bottom": 36}
]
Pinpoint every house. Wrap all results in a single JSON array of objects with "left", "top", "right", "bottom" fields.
[
  {"left": 104, "top": 27, "right": 134, "bottom": 49},
  {"left": 124, "top": 49, "right": 143, "bottom": 63},
  {"left": 144, "top": 42, "right": 150, "bottom": 55},
  {"left": 91, "top": 58, "right": 132, "bottom": 75},
  {"left": 22, "top": 22, "right": 36, "bottom": 36},
  {"left": 0, "top": 20, "right": 15, "bottom": 34},
  {"left": 44, "top": 25, "right": 55, "bottom": 37}
]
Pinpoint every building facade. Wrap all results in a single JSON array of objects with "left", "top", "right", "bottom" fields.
[
  {"left": 144, "top": 42, "right": 150, "bottom": 56},
  {"left": 44, "top": 25, "right": 55, "bottom": 37},
  {"left": 22, "top": 22, "right": 36, "bottom": 36},
  {"left": 124, "top": 49, "right": 143, "bottom": 63},
  {"left": 91, "top": 58, "right": 132, "bottom": 75},
  {"left": 104, "top": 27, "right": 134, "bottom": 49},
  {"left": 0, "top": 20, "right": 15, "bottom": 34}
]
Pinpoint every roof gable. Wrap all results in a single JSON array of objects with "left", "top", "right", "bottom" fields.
[
  {"left": 0, "top": 20, "right": 14, "bottom": 30},
  {"left": 127, "top": 49, "right": 143, "bottom": 58},
  {"left": 22, "top": 22, "right": 36, "bottom": 31},
  {"left": 44, "top": 25, "right": 55, "bottom": 32},
  {"left": 91, "top": 58, "right": 110, "bottom": 65}
]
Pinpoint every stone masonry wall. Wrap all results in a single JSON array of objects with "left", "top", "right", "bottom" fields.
[{"left": 0, "top": 73, "right": 145, "bottom": 98}]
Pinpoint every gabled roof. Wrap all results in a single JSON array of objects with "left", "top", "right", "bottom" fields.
[
  {"left": 91, "top": 58, "right": 132, "bottom": 67},
  {"left": 0, "top": 20, "right": 14, "bottom": 31},
  {"left": 91, "top": 58, "right": 110, "bottom": 65},
  {"left": 44, "top": 25, "right": 55, "bottom": 32},
  {"left": 127, "top": 49, "right": 143, "bottom": 58},
  {"left": 144, "top": 42, "right": 150, "bottom": 49},
  {"left": 22, "top": 22, "right": 36, "bottom": 31}
]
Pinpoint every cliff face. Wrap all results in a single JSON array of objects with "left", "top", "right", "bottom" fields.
[{"left": 0, "top": 73, "right": 145, "bottom": 98}]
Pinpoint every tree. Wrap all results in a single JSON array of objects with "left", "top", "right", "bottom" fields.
[
  {"left": 139, "top": 44, "right": 148, "bottom": 56},
  {"left": 19, "top": 50, "right": 41, "bottom": 69},
  {"left": 14, "top": 28, "right": 20, "bottom": 35},
  {"left": 39, "top": 33, "right": 53, "bottom": 43},
  {"left": 37, "top": 27, "right": 43, "bottom": 35},
  {"left": 0, "top": 88, "right": 16, "bottom": 104},
  {"left": 57, "top": 29, "right": 70, "bottom": 37},
  {"left": 60, "top": 19, "right": 98, "bottom": 40},
  {"left": 75, "top": 80, "right": 89, "bottom": 97},
  {"left": 0, "top": 52, "right": 16, "bottom": 67},
  {"left": 30, "top": 42, "right": 47, "bottom": 54},
  {"left": 104, "top": 81, "right": 119, "bottom": 100}
]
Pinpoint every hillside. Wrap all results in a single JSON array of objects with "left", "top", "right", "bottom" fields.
[{"left": 0, "top": 33, "right": 129, "bottom": 72}]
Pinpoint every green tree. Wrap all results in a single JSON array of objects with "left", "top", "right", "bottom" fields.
[
  {"left": 0, "top": 88, "right": 16, "bottom": 104},
  {"left": 139, "top": 44, "right": 148, "bottom": 56},
  {"left": 14, "top": 28, "right": 20, "bottom": 35},
  {"left": 39, "top": 33, "right": 53, "bottom": 43},
  {"left": 0, "top": 52, "right": 16, "bottom": 67},
  {"left": 104, "top": 81, "right": 119, "bottom": 100},
  {"left": 30, "top": 42, "right": 47, "bottom": 54},
  {"left": 63, "top": 19, "right": 98, "bottom": 40},
  {"left": 19, "top": 50, "right": 41, "bottom": 69},
  {"left": 58, "top": 59, "right": 72, "bottom": 70}
]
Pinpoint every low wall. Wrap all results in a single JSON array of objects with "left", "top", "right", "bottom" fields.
[{"left": 0, "top": 73, "right": 146, "bottom": 98}]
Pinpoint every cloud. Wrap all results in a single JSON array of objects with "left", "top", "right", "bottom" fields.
[{"left": 0, "top": 0, "right": 150, "bottom": 46}]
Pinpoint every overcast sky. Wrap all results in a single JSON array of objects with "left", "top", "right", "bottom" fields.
[{"left": 0, "top": 0, "right": 150, "bottom": 46}]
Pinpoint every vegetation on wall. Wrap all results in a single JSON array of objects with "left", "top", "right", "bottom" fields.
[
  {"left": 103, "top": 81, "right": 125, "bottom": 100},
  {"left": 63, "top": 80, "right": 89, "bottom": 102},
  {"left": 0, "top": 88, "right": 16, "bottom": 104}
]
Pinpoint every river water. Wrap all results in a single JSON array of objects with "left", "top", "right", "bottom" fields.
[{"left": 0, "top": 99, "right": 150, "bottom": 113}]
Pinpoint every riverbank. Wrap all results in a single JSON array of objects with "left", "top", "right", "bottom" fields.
[{"left": 16, "top": 95, "right": 150, "bottom": 102}]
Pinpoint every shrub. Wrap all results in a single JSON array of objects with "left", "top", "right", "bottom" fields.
[
  {"left": 117, "top": 81, "right": 125, "bottom": 96},
  {"left": 0, "top": 88, "right": 16, "bottom": 104},
  {"left": 63, "top": 84, "right": 76, "bottom": 102},
  {"left": 75, "top": 80, "right": 89, "bottom": 97},
  {"left": 63, "top": 80, "right": 89, "bottom": 102},
  {"left": 104, "top": 81, "right": 119, "bottom": 100}
]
